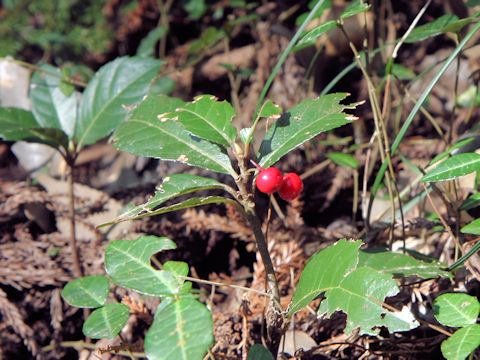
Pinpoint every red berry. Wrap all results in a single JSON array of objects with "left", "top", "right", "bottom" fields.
[
  {"left": 256, "top": 167, "right": 283, "bottom": 194},
  {"left": 278, "top": 173, "right": 303, "bottom": 201}
]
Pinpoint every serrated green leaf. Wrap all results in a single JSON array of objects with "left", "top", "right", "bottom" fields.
[
  {"left": 291, "top": 240, "right": 419, "bottom": 335},
  {"left": 406, "top": 15, "right": 462, "bottom": 43},
  {"left": 258, "top": 93, "right": 357, "bottom": 168},
  {"left": 259, "top": 100, "right": 282, "bottom": 118},
  {"left": 145, "top": 298, "right": 214, "bottom": 360},
  {"left": 460, "top": 192, "right": 480, "bottom": 211},
  {"left": 421, "top": 153, "right": 480, "bottom": 182},
  {"left": 247, "top": 344, "right": 274, "bottom": 360},
  {"left": 434, "top": 293, "right": 480, "bottom": 328},
  {"left": 289, "top": 239, "right": 362, "bottom": 314},
  {"left": 113, "top": 95, "right": 236, "bottom": 176},
  {"left": 461, "top": 218, "right": 480, "bottom": 235},
  {"left": 163, "top": 95, "right": 237, "bottom": 146},
  {"left": 358, "top": 249, "right": 451, "bottom": 279},
  {"left": 327, "top": 152, "right": 359, "bottom": 169},
  {"left": 61, "top": 275, "right": 109, "bottom": 308},
  {"left": 103, "top": 174, "right": 225, "bottom": 226},
  {"left": 137, "top": 27, "right": 166, "bottom": 57},
  {"left": 105, "top": 236, "right": 183, "bottom": 296},
  {"left": 75, "top": 56, "right": 162, "bottom": 149},
  {"left": 30, "top": 64, "right": 79, "bottom": 137},
  {"left": 321, "top": 266, "right": 419, "bottom": 335},
  {"left": 83, "top": 303, "right": 129, "bottom": 339},
  {"left": 441, "top": 324, "right": 480, "bottom": 360}
]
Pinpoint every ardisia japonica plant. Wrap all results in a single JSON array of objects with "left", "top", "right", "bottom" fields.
[
  {"left": 61, "top": 90, "right": 462, "bottom": 359},
  {"left": 0, "top": 56, "right": 163, "bottom": 278}
]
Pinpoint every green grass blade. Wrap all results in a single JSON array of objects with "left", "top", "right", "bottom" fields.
[{"left": 368, "top": 21, "right": 480, "bottom": 224}]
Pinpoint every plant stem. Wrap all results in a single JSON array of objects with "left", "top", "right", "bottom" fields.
[
  {"left": 242, "top": 204, "right": 283, "bottom": 354},
  {"left": 67, "top": 161, "right": 83, "bottom": 278}
]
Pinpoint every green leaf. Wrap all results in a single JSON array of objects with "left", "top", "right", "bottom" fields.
[
  {"left": 429, "top": 138, "right": 477, "bottom": 166},
  {"left": 100, "top": 196, "right": 237, "bottom": 227},
  {"left": 247, "top": 344, "right": 274, "bottom": 360},
  {"left": 320, "top": 266, "right": 419, "bottom": 335},
  {"left": 441, "top": 324, "right": 480, "bottom": 360},
  {"left": 294, "top": 20, "right": 337, "bottom": 51},
  {"left": 457, "top": 86, "right": 480, "bottom": 108},
  {"left": 340, "top": 0, "right": 370, "bottom": 19},
  {"left": 105, "top": 236, "right": 183, "bottom": 296},
  {"left": 290, "top": 240, "right": 419, "bottom": 335},
  {"left": 406, "top": 15, "right": 464, "bottom": 43},
  {"left": 0, "top": 108, "right": 69, "bottom": 149},
  {"left": 61, "top": 275, "right": 109, "bottom": 308},
  {"left": 184, "top": 0, "right": 207, "bottom": 20},
  {"left": 391, "top": 64, "right": 416, "bottom": 81},
  {"left": 460, "top": 192, "right": 480, "bottom": 211},
  {"left": 163, "top": 95, "right": 237, "bottom": 146},
  {"left": 25, "top": 128, "right": 69, "bottom": 149},
  {"left": 434, "top": 293, "right": 480, "bottom": 328},
  {"left": 137, "top": 27, "right": 166, "bottom": 57},
  {"left": 358, "top": 249, "right": 451, "bottom": 279},
  {"left": 83, "top": 303, "right": 129, "bottom": 339},
  {"left": 113, "top": 95, "right": 236, "bottom": 175},
  {"left": 145, "top": 298, "right": 214, "bottom": 360},
  {"left": 461, "top": 218, "right": 480, "bottom": 235},
  {"left": 327, "top": 152, "right": 359, "bottom": 169},
  {"left": 421, "top": 153, "right": 480, "bottom": 182},
  {"left": 30, "top": 64, "right": 79, "bottom": 137},
  {"left": 0, "top": 107, "right": 39, "bottom": 141},
  {"left": 294, "top": 1, "right": 369, "bottom": 51},
  {"left": 164, "top": 261, "right": 189, "bottom": 277},
  {"left": 290, "top": 239, "right": 362, "bottom": 314},
  {"left": 103, "top": 174, "right": 225, "bottom": 225},
  {"left": 258, "top": 93, "right": 357, "bottom": 168},
  {"left": 259, "top": 100, "right": 282, "bottom": 118},
  {"left": 75, "top": 56, "right": 163, "bottom": 149},
  {"left": 189, "top": 27, "right": 226, "bottom": 55}
]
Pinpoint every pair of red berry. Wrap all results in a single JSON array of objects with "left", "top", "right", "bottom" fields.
[{"left": 255, "top": 166, "right": 303, "bottom": 201}]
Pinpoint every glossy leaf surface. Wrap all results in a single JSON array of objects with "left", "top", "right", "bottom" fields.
[
  {"left": 421, "top": 153, "right": 480, "bottom": 182},
  {"left": 163, "top": 95, "right": 237, "bottom": 146},
  {"left": 105, "top": 236, "right": 182, "bottom": 296},
  {"left": 75, "top": 56, "right": 162, "bottom": 148},
  {"left": 145, "top": 298, "right": 214, "bottom": 360},
  {"left": 434, "top": 293, "right": 480, "bottom": 328},
  {"left": 30, "top": 64, "right": 79, "bottom": 137},
  {"left": 83, "top": 303, "right": 129, "bottom": 339},
  {"left": 358, "top": 249, "right": 450, "bottom": 279},
  {"left": 441, "top": 324, "right": 480, "bottom": 360},
  {"left": 61, "top": 275, "right": 109, "bottom": 308},
  {"left": 113, "top": 95, "right": 236, "bottom": 175},
  {"left": 290, "top": 240, "right": 419, "bottom": 335},
  {"left": 258, "top": 93, "right": 357, "bottom": 168}
]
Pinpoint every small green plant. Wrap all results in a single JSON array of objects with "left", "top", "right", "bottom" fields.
[
  {"left": 433, "top": 293, "right": 480, "bottom": 360},
  {"left": 0, "top": 56, "right": 163, "bottom": 277}
]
